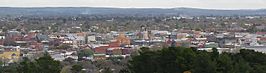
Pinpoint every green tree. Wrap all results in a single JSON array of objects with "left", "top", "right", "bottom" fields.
[
  {"left": 71, "top": 64, "right": 83, "bottom": 73},
  {"left": 233, "top": 58, "right": 251, "bottom": 73},
  {"left": 78, "top": 49, "right": 94, "bottom": 60},
  {"left": 102, "top": 67, "right": 113, "bottom": 73},
  {"left": 18, "top": 58, "right": 38, "bottom": 73},
  {"left": 211, "top": 48, "right": 219, "bottom": 60},
  {"left": 128, "top": 47, "right": 266, "bottom": 73},
  {"left": 128, "top": 47, "right": 159, "bottom": 73},
  {"left": 191, "top": 52, "right": 216, "bottom": 73},
  {"left": 216, "top": 53, "right": 233, "bottom": 73},
  {"left": 0, "top": 63, "right": 19, "bottom": 73},
  {"left": 35, "top": 53, "right": 62, "bottom": 73}
]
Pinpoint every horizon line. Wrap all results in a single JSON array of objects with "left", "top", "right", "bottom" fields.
[{"left": 0, "top": 6, "right": 265, "bottom": 10}]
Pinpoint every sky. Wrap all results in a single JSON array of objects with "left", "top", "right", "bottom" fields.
[{"left": 0, "top": 0, "right": 266, "bottom": 9}]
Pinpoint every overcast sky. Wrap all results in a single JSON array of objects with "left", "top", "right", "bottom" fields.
[{"left": 1, "top": 0, "right": 266, "bottom": 9}]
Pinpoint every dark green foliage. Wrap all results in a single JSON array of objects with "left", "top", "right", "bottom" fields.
[
  {"left": 78, "top": 49, "right": 94, "bottom": 60},
  {"left": 216, "top": 53, "right": 233, "bottom": 73},
  {"left": 17, "top": 58, "right": 38, "bottom": 73},
  {"left": 0, "top": 63, "right": 19, "bottom": 73},
  {"left": 102, "top": 67, "right": 113, "bottom": 73},
  {"left": 71, "top": 64, "right": 83, "bottom": 73},
  {"left": 192, "top": 51, "right": 216, "bottom": 73},
  {"left": 35, "top": 53, "right": 62, "bottom": 73},
  {"left": 128, "top": 47, "right": 266, "bottom": 73},
  {"left": 78, "top": 49, "right": 94, "bottom": 57},
  {"left": 119, "top": 68, "right": 130, "bottom": 73}
]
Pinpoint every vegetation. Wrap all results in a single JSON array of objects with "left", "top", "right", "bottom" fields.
[
  {"left": 78, "top": 49, "right": 94, "bottom": 60},
  {"left": 127, "top": 47, "right": 266, "bottom": 73},
  {"left": 2, "top": 47, "right": 266, "bottom": 73},
  {"left": 71, "top": 64, "right": 83, "bottom": 73},
  {"left": 0, "top": 53, "right": 62, "bottom": 73}
]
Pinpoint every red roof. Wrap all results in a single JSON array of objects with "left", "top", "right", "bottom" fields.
[
  {"left": 108, "top": 41, "right": 121, "bottom": 47},
  {"left": 258, "top": 37, "right": 266, "bottom": 41},
  {"left": 256, "top": 32, "right": 266, "bottom": 35},
  {"left": 94, "top": 46, "right": 108, "bottom": 54},
  {"left": 10, "top": 35, "right": 23, "bottom": 41}
]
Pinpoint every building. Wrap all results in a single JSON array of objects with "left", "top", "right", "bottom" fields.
[
  {"left": 87, "top": 35, "right": 96, "bottom": 43},
  {"left": 0, "top": 46, "right": 21, "bottom": 63},
  {"left": 116, "top": 33, "right": 131, "bottom": 45}
]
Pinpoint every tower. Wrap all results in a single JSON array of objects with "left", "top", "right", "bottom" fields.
[
  {"left": 116, "top": 32, "right": 130, "bottom": 45},
  {"left": 141, "top": 25, "right": 149, "bottom": 40}
]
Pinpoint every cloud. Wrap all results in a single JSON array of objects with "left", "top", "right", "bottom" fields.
[{"left": 0, "top": 0, "right": 265, "bottom": 9}]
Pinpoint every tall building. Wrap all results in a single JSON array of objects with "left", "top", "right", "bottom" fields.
[
  {"left": 116, "top": 32, "right": 131, "bottom": 45},
  {"left": 141, "top": 25, "right": 150, "bottom": 40},
  {"left": 143, "top": 31, "right": 149, "bottom": 40}
]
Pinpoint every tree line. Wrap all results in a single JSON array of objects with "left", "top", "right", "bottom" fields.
[
  {"left": 2, "top": 47, "right": 266, "bottom": 73},
  {"left": 125, "top": 47, "right": 266, "bottom": 73}
]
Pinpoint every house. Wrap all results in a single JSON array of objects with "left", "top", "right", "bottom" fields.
[
  {"left": 49, "top": 50, "right": 78, "bottom": 61},
  {"left": 0, "top": 46, "right": 21, "bottom": 63},
  {"left": 122, "top": 48, "right": 132, "bottom": 56},
  {"left": 7, "top": 30, "right": 21, "bottom": 38},
  {"left": 29, "top": 41, "right": 44, "bottom": 50},
  {"left": 0, "top": 35, "right": 5, "bottom": 40},
  {"left": 0, "top": 40, "right": 4, "bottom": 46},
  {"left": 23, "top": 32, "right": 37, "bottom": 41},
  {"left": 94, "top": 46, "right": 108, "bottom": 54},
  {"left": 51, "top": 54, "right": 65, "bottom": 61},
  {"left": 93, "top": 54, "right": 106, "bottom": 60},
  {"left": 75, "top": 32, "right": 86, "bottom": 45},
  {"left": 256, "top": 32, "right": 266, "bottom": 37},
  {"left": 87, "top": 35, "right": 96, "bottom": 43},
  {"left": 106, "top": 47, "right": 124, "bottom": 57},
  {"left": 205, "top": 42, "right": 219, "bottom": 48}
]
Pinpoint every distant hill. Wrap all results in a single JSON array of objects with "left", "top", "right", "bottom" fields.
[{"left": 0, "top": 7, "right": 265, "bottom": 16}]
